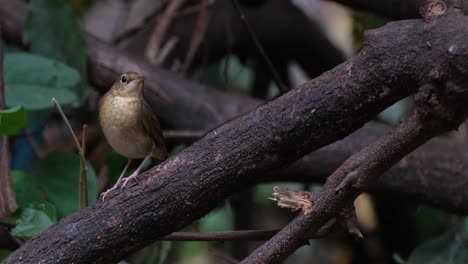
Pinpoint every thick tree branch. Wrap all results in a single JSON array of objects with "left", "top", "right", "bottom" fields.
[
  {"left": 242, "top": 4, "right": 468, "bottom": 262},
  {"left": 243, "top": 87, "right": 468, "bottom": 263},
  {"left": 2, "top": 0, "right": 467, "bottom": 216},
  {"left": 2, "top": 1, "right": 468, "bottom": 263},
  {"left": 2, "top": 3, "right": 468, "bottom": 263}
]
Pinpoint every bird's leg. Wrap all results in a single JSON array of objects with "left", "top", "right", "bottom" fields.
[
  {"left": 100, "top": 159, "right": 132, "bottom": 201},
  {"left": 121, "top": 152, "right": 152, "bottom": 189}
]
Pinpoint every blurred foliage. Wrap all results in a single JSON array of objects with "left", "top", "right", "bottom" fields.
[
  {"left": 1, "top": 1, "right": 467, "bottom": 263},
  {"left": 31, "top": 152, "right": 97, "bottom": 219},
  {"left": 4, "top": 52, "right": 79, "bottom": 110},
  {"left": 198, "top": 55, "right": 254, "bottom": 94},
  {"left": 9, "top": 153, "right": 97, "bottom": 224},
  {"left": 24, "top": 0, "right": 88, "bottom": 101},
  {"left": 403, "top": 219, "right": 468, "bottom": 264},
  {"left": 2, "top": 0, "right": 95, "bottom": 246},
  {"left": 199, "top": 206, "right": 233, "bottom": 232},
  {"left": 68, "top": 0, "right": 95, "bottom": 14},
  {"left": 11, "top": 170, "right": 43, "bottom": 206},
  {"left": 8, "top": 153, "right": 98, "bottom": 238},
  {"left": 0, "top": 105, "right": 26, "bottom": 136},
  {"left": 11, "top": 202, "right": 57, "bottom": 237}
]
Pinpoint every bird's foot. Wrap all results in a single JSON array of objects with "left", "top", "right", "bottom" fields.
[
  {"left": 121, "top": 172, "right": 140, "bottom": 189},
  {"left": 100, "top": 186, "right": 118, "bottom": 201}
]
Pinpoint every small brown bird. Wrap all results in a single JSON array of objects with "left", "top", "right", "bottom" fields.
[{"left": 98, "top": 72, "right": 167, "bottom": 200}]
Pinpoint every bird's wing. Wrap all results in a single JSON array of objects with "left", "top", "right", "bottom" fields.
[{"left": 141, "top": 100, "right": 168, "bottom": 160}]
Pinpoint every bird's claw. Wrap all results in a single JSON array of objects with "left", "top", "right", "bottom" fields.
[
  {"left": 120, "top": 173, "right": 139, "bottom": 189},
  {"left": 100, "top": 187, "right": 117, "bottom": 201}
]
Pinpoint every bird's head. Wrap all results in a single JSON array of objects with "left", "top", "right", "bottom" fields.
[{"left": 111, "top": 72, "right": 146, "bottom": 98}]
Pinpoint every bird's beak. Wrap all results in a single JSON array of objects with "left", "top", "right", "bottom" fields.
[{"left": 134, "top": 75, "right": 146, "bottom": 84}]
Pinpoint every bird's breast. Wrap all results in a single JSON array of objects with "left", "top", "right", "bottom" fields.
[{"left": 99, "top": 95, "right": 153, "bottom": 158}]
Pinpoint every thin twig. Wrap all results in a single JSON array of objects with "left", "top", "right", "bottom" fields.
[
  {"left": 145, "top": 0, "right": 187, "bottom": 64},
  {"left": 180, "top": 0, "right": 210, "bottom": 76},
  {"left": 0, "top": 38, "right": 18, "bottom": 217},
  {"left": 158, "top": 229, "right": 279, "bottom": 241},
  {"left": 155, "top": 36, "right": 179, "bottom": 65},
  {"left": 114, "top": 0, "right": 215, "bottom": 45},
  {"left": 231, "top": 0, "right": 288, "bottom": 94},
  {"left": 80, "top": 124, "right": 88, "bottom": 208},
  {"left": 51, "top": 98, "right": 88, "bottom": 209}
]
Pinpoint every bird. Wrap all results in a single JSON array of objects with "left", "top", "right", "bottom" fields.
[{"left": 98, "top": 72, "right": 167, "bottom": 200}]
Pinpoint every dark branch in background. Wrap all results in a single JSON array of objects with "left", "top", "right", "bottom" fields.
[
  {"left": 160, "top": 230, "right": 278, "bottom": 241},
  {"left": 231, "top": 0, "right": 288, "bottom": 94},
  {"left": 120, "top": 0, "right": 346, "bottom": 91},
  {"left": 264, "top": 123, "right": 468, "bottom": 214},
  {"left": 179, "top": 0, "right": 210, "bottom": 76},
  {"left": 2, "top": 0, "right": 468, "bottom": 262},
  {"left": 144, "top": 0, "right": 187, "bottom": 64},
  {"left": 0, "top": 34, "right": 18, "bottom": 217}
]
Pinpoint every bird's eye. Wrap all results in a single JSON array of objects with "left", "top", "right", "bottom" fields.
[{"left": 121, "top": 75, "right": 127, "bottom": 83}]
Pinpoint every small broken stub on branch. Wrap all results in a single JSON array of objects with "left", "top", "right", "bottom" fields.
[
  {"left": 420, "top": 0, "right": 447, "bottom": 21},
  {"left": 270, "top": 186, "right": 313, "bottom": 214}
]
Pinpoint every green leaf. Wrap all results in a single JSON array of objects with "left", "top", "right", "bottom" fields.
[
  {"left": 199, "top": 206, "right": 233, "bottom": 232},
  {"left": 6, "top": 84, "right": 76, "bottom": 111},
  {"left": 11, "top": 202, "right": 56, "bottom": 237},
  {"left": 24, "top": 0, "right": 87, "bottom": 99},
  {"left": 4, "top": 52, "right": 81, "bottom": 88},
  {"left": 33, "top": 152, "right": 97, "bottom": 219},
  {"left": 0, "top": 105, "right": 27, "bottom": 135},
  {"left": 11, "top": 170, "right": 44, "bottom": 206},
  {"left": 407, "top": 221, "right": 468, "bottom": 264},
  {"left": 4, "top": 52, "right": 80, "bottom": 110}
]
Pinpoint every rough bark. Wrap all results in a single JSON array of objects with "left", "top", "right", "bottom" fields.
[
  {"left": 242, "top": 3, "right": 468, "bottom": 263},
  {"left": 244, "top": 99, "right": 468, "bottom": 263},
  {"left": 2, "top": 1, "right": 468, "bottom": 263},
  {"left": 1, "top": 0, "right": 465, "bottom": 217},
  {"left": 3, "top": 2, "right": 468, "bottom": 263}
]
